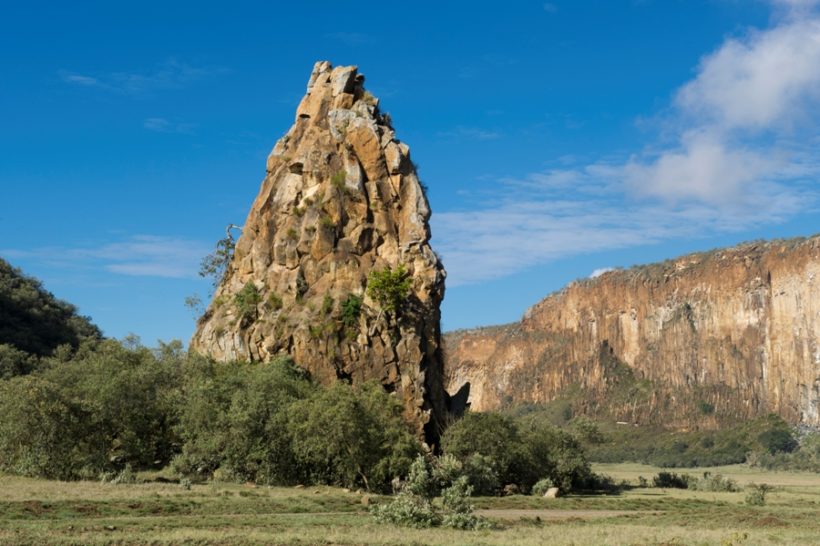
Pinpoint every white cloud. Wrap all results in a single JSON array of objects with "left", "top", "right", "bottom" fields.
[
  {"left": 434, "top": 5, "right": 820, "bottom": 286},
  {"left": 143, "top": 117, "right": 196, "bottom": 134},
  {"left": 432, "top": 163, "right": 811, "bottom": 286},
  {"left": 437, "top": 126, "right": 501, "bottom": 141},
  {"left": 590, "top": 268, "right": 615, "bottom": 278},
  {"left": 60, "top": 73, "right": 99, "bottom": 86},
  {"left": 628, "top": 11, "right": 820, "bottom": 206},
  {"left": 675, "top": 20, "right": 820, "bottom": 131},
  {"left": 2, "top": 235, "right": 210, "bottom": 279},
  {"left": 625, "top": 131, "right": 778, "bottom": 204},
  {"left": 59, "top": 59, "right": 226, "bottom": 96}
]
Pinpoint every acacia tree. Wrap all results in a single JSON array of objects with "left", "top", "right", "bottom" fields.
[{"left": 199, "top": 224, "right": 242, "bottom": 288}]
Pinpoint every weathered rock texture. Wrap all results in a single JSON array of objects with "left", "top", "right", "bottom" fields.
[
  {"left": 191, "top": 61, "right": 449, "bottom": 440},
  {"left": 445, "top": 237, "right": 820, "bottom": 428}
]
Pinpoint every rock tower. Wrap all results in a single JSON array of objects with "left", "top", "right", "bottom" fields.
[{"left": 191, "top": 61, "right": 450, "bottom": 441}]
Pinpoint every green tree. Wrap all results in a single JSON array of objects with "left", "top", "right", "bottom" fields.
[
  {"left": 0, "top": 339, "right": 183, "bottom": 479},
  {"left": 199, "top": 225, "right": 241, "bottom": 288},
  {"left": 234, "top": 282, "right": 262, "bottom": 323},
  {"left": 173, "top": 357, "right": 313, "bottom": 484},
  {"left": 366, "top": 265, "right": 412, "bottom": 315},
  {"left": 288, "top": 381, "right": 420, "bottom": 491},
  {"left": 441, "top": 412, "right": 528, "bottom": 492}
]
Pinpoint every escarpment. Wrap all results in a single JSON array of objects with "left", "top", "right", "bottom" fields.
[
  {"left": 444, "top": 237, "right": 820, "bottom": 428},
  {"left": 191, "top": 61, "right": 449, "bottom": 441}
]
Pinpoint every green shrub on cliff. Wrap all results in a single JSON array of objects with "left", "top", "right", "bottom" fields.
[
  {"left": 367, "top": 264, "right": 412, "bottom": 315},
  {"left": 234, "top": 282, "right": 262, "bottom": 323}
]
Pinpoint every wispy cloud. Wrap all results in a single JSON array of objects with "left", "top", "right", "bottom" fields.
[
  {"left": 59, "top": 58, "right": 226, "bottom": 96},
  {"left": 437, "top": 126, "right": 501, "bottom": 141},
  {"left": 434, "top": 1, "right": 820, "bottom": 286},
  {"left": 2, "top": 235, "right": 210, "bottom": 279},
  {"left": 325, "top": 32, "right": 373, "bottom": 45},
  {"left": 143, "top": 117, "right": 196, "bottom": 134},
  {"left": 543, "top": 2, "right": 558, "bottom": 13},
  {"left": 590, "top": 267, "right": 615, "bottom": 278}
]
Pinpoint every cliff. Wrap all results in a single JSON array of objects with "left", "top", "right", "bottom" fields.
[
  {"left": 191, "top": 62, "right": 449, "bottom": 441},
  {"left": 444, "top": 236, "right": 820, "bottom": 428}
]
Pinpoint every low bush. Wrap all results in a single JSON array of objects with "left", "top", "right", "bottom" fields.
[
  {"left": 531, "top": 478, "right": 554, "bottom": 496},
  {"left": 371, "top": 455, "right": 490, "bottom": 530},
  {"left": 745, "top": 483, "right": 773, "bottom": 506},
  {"left": 652, "top": 472, "right": 693, "bottom": 489},
  {"left": 691, "top": 472, "right": 739, "bottom": 492}
]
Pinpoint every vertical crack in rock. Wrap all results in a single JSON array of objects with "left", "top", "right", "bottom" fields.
[{"left": 191, "top": 61, "right": 449, "bottom": 443}]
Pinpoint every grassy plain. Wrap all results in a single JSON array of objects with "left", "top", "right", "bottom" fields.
[{"left": 1, "top": 464, "right": 819, "bottom": 545}]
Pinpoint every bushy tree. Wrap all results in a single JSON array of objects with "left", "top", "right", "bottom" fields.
[
  {"left": 173, "top": 356, "right": 313, "bottom": 484},
  {"left": 288, "top": 381, "right": 420, "bottom": 491},
  {"left": 234, "top": 282, "right": 262, "bottom": 324},
  {"left": 199, "top": 234, "right": 236, "bottom": 288},
  {"left": 0, "top": 339, "right": 182, "bottom": 479},
  {"left": 366, "top": 264, "right": 412, "bottom": 315},
  {"left": 0, "top": 343, "right": 38, "bottom": 379},
  {"left": 442, "top": 411, "right": 593, "bottom": 494},
  {"left": 372, "top": 455, "right": 490, "bottom": 530},
  {"left": 441, "top": 411, "right": 530, "bottom": 492},
  {"left": 758, "top": 427, "right": 798, "bottom": 455}
]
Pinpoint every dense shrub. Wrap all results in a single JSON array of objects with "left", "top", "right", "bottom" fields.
[
  {"left": 173, "top": 356, "right": 313, "bottom": 485},
  {"left": 288, "top": 381, "right": 421, "bottom": 491},
  {"left": 691, "top": 472, "right": 739, "bottom": 492},
  {"left": 531, "top": 478, "right": 555, "bottom": 496},
  {"left": 757, "top": 427, "right": 798, "bottom": 454},
  {"left": 577, "top": 413, "right": 798, "bottom": 468},
  {"left": 366, "top": 265, "right": 412, "bottom": 315},
  {"left": 0, "top": 339, "right": 182, "bottom": 479},
  {"left": 441, "top": 412, "right": 529, "bottom": 491},
  {"left": 442, "top": 411, "right": 593, "bottom": 494},
  {"left": 745, "top": 483, "right": 773, "bottom": 506},
  {"left": 749, "top": 432, "right": 820, "bottom": 472},
  {"left": 652, "top": 472, "right": 693, "bottom": 489},
  {"left": 0, "top": 343, "right": 38, "bottom": 379},
  {"left": 234, "top": 282, "right": 262, "bottom": 323},
  {"left": 372, "top": 455, "right": 490, "bottom": 530}
]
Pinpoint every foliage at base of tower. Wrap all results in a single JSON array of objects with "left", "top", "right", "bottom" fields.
[
  {"left": 0, "top": 337, "right": 420, "bottom": 490},
  {"left": 441, "top": 411, "right": 595, "bottom": 494},
  {"left": 371, "top": 455, "right": 492, "bottom": 530},
  {"left": 0, "top": 339, "right": 182, "bottom": 480}
]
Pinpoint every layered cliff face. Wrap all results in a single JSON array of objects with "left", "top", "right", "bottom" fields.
[
  {"left": 445, "top": 237, "right": 820, "bottom": 428},
  {"left": 191, "top": 61, "right": 448, "bottom": 440}
]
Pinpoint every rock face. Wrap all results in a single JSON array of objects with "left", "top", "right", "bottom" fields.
[
  {"left": 444, "top": 237, "right": 820, "bottom": 428},
  {"left": 191, "top": 61, "right": 449, "bottom": 441}
]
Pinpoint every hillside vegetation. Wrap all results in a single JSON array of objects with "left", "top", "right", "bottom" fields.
[{"left": 0, "top": 257, "right": 100, "bottom": 377}]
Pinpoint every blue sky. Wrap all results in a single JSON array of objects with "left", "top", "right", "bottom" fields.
[{"left": 2, "top": 0, "right": 819, "bottom": 345}]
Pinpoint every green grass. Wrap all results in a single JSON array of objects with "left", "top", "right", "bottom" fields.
[{"left": 2, "top": 464, "right": 819, "bottom": 545}]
